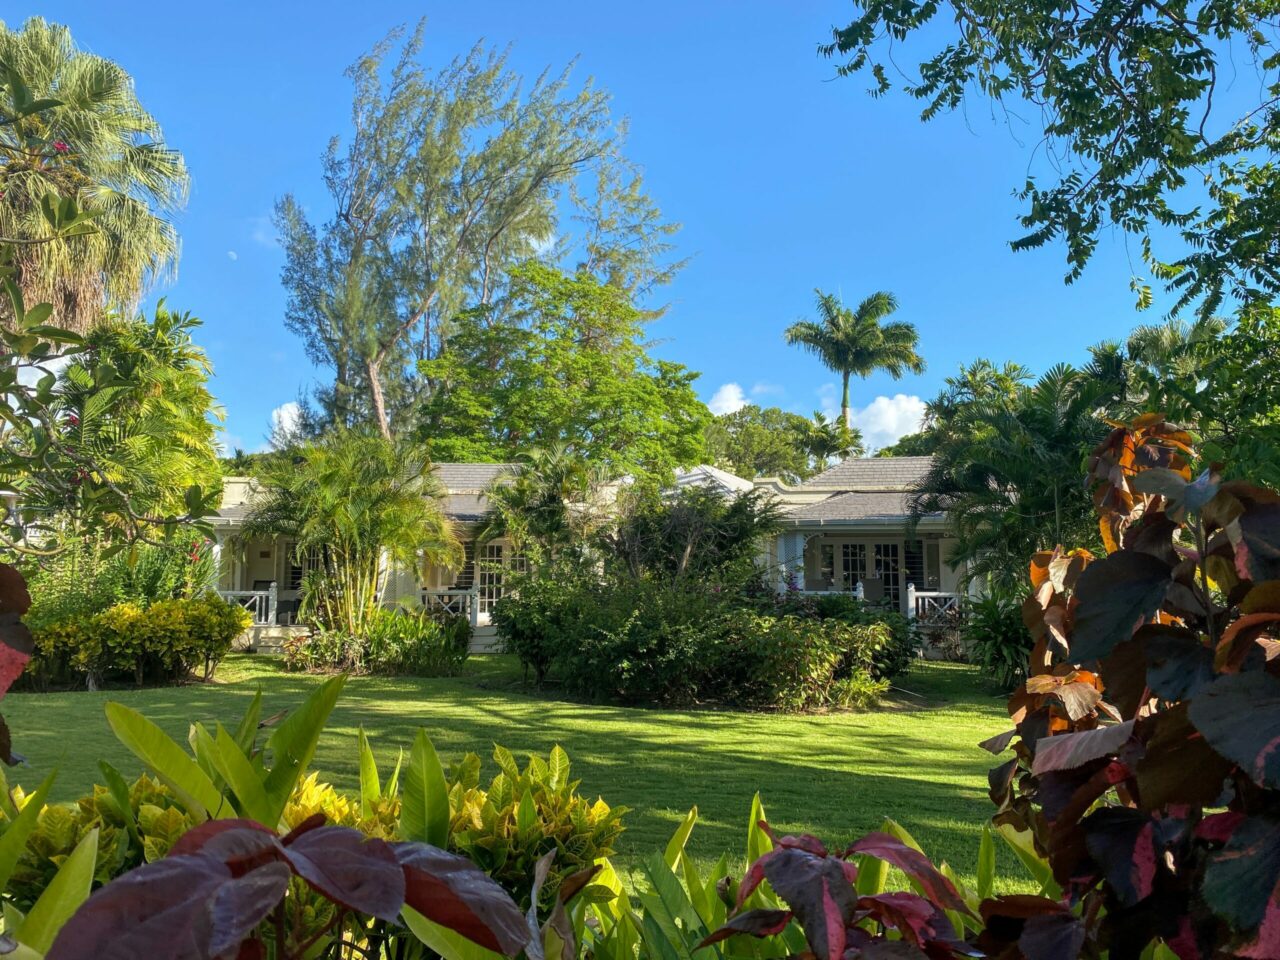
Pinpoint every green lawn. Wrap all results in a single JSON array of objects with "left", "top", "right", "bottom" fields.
[{"left": 5, "top": 655, "right": 1020, "bottom": 887}]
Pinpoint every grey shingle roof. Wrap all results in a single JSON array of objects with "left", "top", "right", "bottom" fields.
[
  {"left": 800, "top": 456, "right": 933, "bottom": 491},
  {"left": 432, "top": 463, "right": 519, "bottom": 491},
  {"left": 783, "top": 491, "right": 936, "bottom": 522},
  {"left": 444, "top": 493, "right": 490, "bottom": 522}
]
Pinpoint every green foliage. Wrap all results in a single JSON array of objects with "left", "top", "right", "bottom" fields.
[
  {"left": 275, "top": 22, "right": 679, "bottom": 436},
  {"left": 961, "top": 593, "right": 1031, "bottom": 689},
  {"left": 824, "top": 0, "right": 1280, "bottom": 318},
  {"left": 783, "top": 289, "right": 924, "bottom": 431},
  {"left": 23, "top": 529, "right": 217, "bottom": 632},
  {"left": 244, "top": 429, "right": 459, "bottom": 636},
  {"left": 0, "top": 17, "right": 188, "bottom": 334},
  {"left": 909, "top": 364, "right": 1106, "bottom": 590},
  {"left": 704, "top": 405, "right": 864, "bottom": 482},
  {"left": 495, "top": 574, "right": 894, "bottom": 711},
  {"left": 764, "top": 590, "right": 917, "bottom": 681},
  {"left": 27, "top": 592, "right": 249, "bottom": 689},
  {"left": 285, "top": 607, "right": 470, "bottom": 676},
  {"left": 446, "top": 744, "right": 626, "bottom": 909},
  {"left": 710, "top": 610, "right": 890, "bottom": 711},
  {"left": 419, "top": 264, "right": 709, "bottom": 480},
  {"left": 6, "top": 772, "right": 195, "bottom": 912},
  {"left": 601, "top": 485, "right": 782, "bottom": 585}
]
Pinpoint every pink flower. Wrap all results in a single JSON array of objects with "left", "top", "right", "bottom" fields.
[{"left": 52, "top": 141, "right": 69, "bottom": 154}]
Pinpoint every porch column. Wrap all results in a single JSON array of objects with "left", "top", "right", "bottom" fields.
[
  {"left": 906, "top": 582, "right": 917, "bottom": 619},
  {"left": 776, "top": 531, "right": 805, "bottom": 591},
  {"left": 210, "top": 534, "right": 224, "bottom": 590}
]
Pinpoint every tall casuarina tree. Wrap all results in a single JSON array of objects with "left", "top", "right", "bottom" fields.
[{"left": 784, "top": 289, "right": 925, "bottom": 429}]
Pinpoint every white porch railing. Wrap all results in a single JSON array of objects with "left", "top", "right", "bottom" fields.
[
  {"left": 421, "top": 588, "right": 480, "bottom": 628},
  {"left": 909, "top": 587, "right": 964, "bottom": 623},
  {"left": 219, "top": 582, "right": 277, "bottom": 626}
]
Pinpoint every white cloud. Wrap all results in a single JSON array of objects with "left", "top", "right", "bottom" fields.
[
  {"left": 750, "top": 382, "right": 783, "bottom": 397},
  {"left": 226, "top": 250, "right": 238, "bottom": 261},
  {"left": 708, "top": 382, "right": 748, "bottom": 415},
  {"left": 267, "top": 401, "right": 302, "bottom": 449},
  {"left": 848, "top": 394, "right": 927, "bottom": 452},
  {"left": 216, "top": 429, "right": 244, "bottom": 455}
]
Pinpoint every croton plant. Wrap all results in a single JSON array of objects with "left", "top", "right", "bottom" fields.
[{"left": 979, "top": 415, "right": 1280, "bottom": 958}]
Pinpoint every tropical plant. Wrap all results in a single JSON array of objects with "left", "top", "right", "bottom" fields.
[
  {"left": 600, "top": 485, "right": 782, "bottom": 584},
  {"left": 909, "top": 364, "right": 1107, "bottom": 590},
  {"left": 284, "top": 606, "right": 470, "bottom": 676},
  {"left": 477, "top": 444, "right": 611, "bottom": 563},
  {"left": 28, "top": 592, "right": 249, "bottom": 689},
  {"left": 961, "top": 592, "right": 1031, "bottom": 689},
  {"left": 969, "top": 415, "right": 1280, "bottom": 956},
  {"left": 801, "top": 410, "right": 863, "bottom": 466},
  {"left": 783, "top": 289, "right": 924, "bottom": 429},
  {"left": 243, "top": 430, "right": 459, "bottom": 637},
  {"left": 0, "top": 18, "right": 188, "bottom": 333}
]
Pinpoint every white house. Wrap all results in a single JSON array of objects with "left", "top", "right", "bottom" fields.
[
  {"left": 754, "top": 456, "right": 969, "bottom": 620},
  {"left": 210, "top": 463, "right": 524, "bottom": 651},
  {"left": 210, "top": 455, "right": 968, "bottom": 651}
]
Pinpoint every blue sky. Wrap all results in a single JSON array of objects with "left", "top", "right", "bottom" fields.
[{"left": 10, "top": 1, "right": 1163, "bottom": 452}]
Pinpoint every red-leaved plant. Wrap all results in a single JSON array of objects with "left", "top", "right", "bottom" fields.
[
  {"left": 983, "top": 415, "right": 1280, "bottom": 958},
  {"left": 45, "top": 812, "right": 532, "bottom": 960},
  {"left": 701, "top": 823, "right": 977, "bottom": 959}
]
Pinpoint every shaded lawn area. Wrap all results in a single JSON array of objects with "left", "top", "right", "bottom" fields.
[{"left": 5, "top": 655, "right": 1023, "bottom": 888}]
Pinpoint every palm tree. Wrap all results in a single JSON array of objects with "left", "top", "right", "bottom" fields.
[
  {"left": 479, "top": 444, "right": 611, "bottom": 562},
  {"left": 784, "top": 290, "right": 925, "bottom": 429},
  {"left": 243, "top": 431, "right": 459, "bottom": 636},
  {"left": 0, "top": 18, "right": 188, "bottom": 332},
  {"left": 802, "top": 411, "right": 864, "bottom": 468}
]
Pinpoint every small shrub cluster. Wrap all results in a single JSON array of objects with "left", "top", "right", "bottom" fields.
[
  {"left": 494, "top": 572, "right": 897, "bottom": 710},
  {"left": 761, "top": 589, "right": 918, "bottom": 679},
  {"left": 282, "top": 606, "right": 470, "bottom": 676},
  {"left": 960, "top": 591, "right": 1030, "bottom": 688},
  {"left": 27, "top": 592, "right": 249, "bottom": 689}
]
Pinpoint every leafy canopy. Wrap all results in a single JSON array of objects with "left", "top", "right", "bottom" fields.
[{"left": 418, "top": 263, "right": 709, "bottom": 480}]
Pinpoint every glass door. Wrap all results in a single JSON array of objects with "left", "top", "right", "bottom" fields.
[
  {"left": 872, "top": 543, "right": 902, "bottom": 607},
  {"left": 840, "top": 543, "right": 865, "bottom": 591}
]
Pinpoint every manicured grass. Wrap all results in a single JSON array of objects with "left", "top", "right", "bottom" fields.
[{"left": 6, "top": 655, "right": 1023, "bottom": 888}]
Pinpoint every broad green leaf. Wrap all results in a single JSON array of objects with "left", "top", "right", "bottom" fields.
[
  {"left": 681, "top": 848, "right": 712, "bottom": 927},
  {"left": 548, "top": 745, "right": 570, "bottom": 790},
  {"left": 977, "top": 826, "right": 996, "bottom": 901},
  {"left": 516, "top": 788, "right": 536, "bottom": 836},
  {"left": 0, "top": 770, "right": 55, "bottom": 893},
  {"left": 638, "top": 907, "right": 689, "bottom": 960},
  {"left": 189, "top": 722, "right": 223, "bottom": 788},
  {"left": 639, "top": 852, "right": 709, "bottom": 957},
  {"left": 403, "top": 906, "right": 506, "bottom": 960},
  {"left": 995, "top": 823, "right": 1060, "bottom": 897},
  {"left": 212, "top": 723, "right": 274, "bottom": 825},
  {"left": 358, "top": 727, "right": 381, "bottom": 817},
  {"left": 0, "top": 765, "right": 21, "bottom": 820},
  {"left": 17, "top": 827, "right": 97, "bottom": 954},
  {"left": 882, "top": 818, "right": 925, "bottom": 853},
  {"left": 663, "top": 806, "right": 697, "bottom": 869},
  {"left": 401, "top": 729, "right": 450, "bottom": 847},
  {"left": 98, "top": 761, "right": 141, "bottom": 847},
  {"left": 386, "top": 747, "right": 403, "bottom": 799},
  {"left": 745, "top": 793, "right": 772, "bottom": 865},
  {"left": 233, "top": 688, "right": 264, "bottom": 757},
  {"left": 105, "top": 702, "right": 223, "bottom": 819},
  {"left": 262, "top": 675, "right": 346, "bottom": 821}
]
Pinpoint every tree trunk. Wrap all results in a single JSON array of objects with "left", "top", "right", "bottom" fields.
[
  {"left": 841, "top": 372, "right": 852, "bottom": 430},
  {"left": 366, "top": 357, "right": 392, "bottom": 439}
]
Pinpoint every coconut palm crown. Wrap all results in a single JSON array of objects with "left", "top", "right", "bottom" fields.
[{"left": 783, "top": 289, "right": 925, "bottom": 429}]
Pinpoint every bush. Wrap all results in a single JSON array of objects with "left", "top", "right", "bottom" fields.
[
  {"left": 961, "top": 591, "right": 1031, "bottom": 688},
  {"left": 757, "top": 590, "right": 918, "bottom": 680},
  {"left": 711, "top": 610, "right": 890, "bottom": 711},
  {"left": 495, "top": 571, "right": 893, "bottom": 710},
  {"left": 282, "top": 606, "right": 471, "bottom": 676},
  {"left": 27, "top": 592, "right": 249, "bottom": 689}
]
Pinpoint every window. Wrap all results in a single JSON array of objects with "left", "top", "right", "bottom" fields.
[
  {"left": 841, "top": 543, "right": 865, "bottom": 590},
  {"left": 450, "top": 541, "right": 476, "bottom": 590},
  {"left": 819, "top": 543, "right": 835, "bottom": 587},
  {"left": 872, "top": 543, "right": 901, "bottom": 606},
  {"left": 925, "top": 541, "right": 941, "bottom": 590},
  {"left": 287, "top": 543, "right": 323, "bottom": 591},
  {"left": 904, "top": 540, "right": 925, "bottom": 591},
  {"left": 477, "top": 543, "right": 505, "bottom": 613}
]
